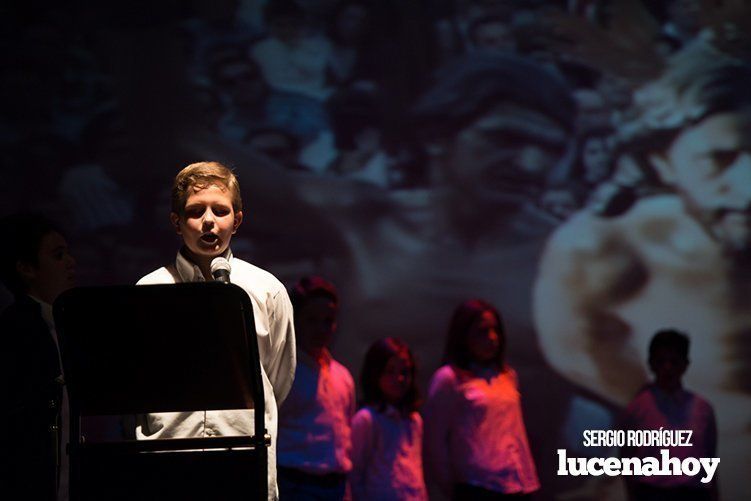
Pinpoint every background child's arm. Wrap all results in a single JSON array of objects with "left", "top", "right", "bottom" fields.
[
  {"left": 423, "top": 367, "right": 457, "bottom": 497},
  {"left": 350, "top": 408, "right": 375, "bottom": 501}
]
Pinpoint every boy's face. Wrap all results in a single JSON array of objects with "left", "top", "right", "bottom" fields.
[
  {"left": 18, "top": 231, "right": 76, "bottom": 304},
  {"left": 170, "top": 184, "right": 242, "bottom": 260},
  {"left": 297, "top": 296, "right": 338, "bottom": 355},
  {"left": 649, "top": 346, "right": 688, "bottom": 390}
]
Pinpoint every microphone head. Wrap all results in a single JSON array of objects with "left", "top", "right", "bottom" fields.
[{"left": 210, "top": 257, "right": 232, "bottom": 282}]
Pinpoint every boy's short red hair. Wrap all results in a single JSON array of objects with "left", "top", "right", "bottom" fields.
[{"left": 171, "top": 161, "right": 242, "bottom": 215}]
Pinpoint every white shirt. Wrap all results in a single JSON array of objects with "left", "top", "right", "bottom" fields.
[
  {"left": 350, "top": 406, "right": 428, "bottom": 501},
  {"left": 277, "top": 349, "right": 355, "bottom": 474},
  {"left": 423, "top": 365, "right": 540, "bottom": 496},
  {"left": 135, "top": 249, "right": 296, "bottom": 500}
]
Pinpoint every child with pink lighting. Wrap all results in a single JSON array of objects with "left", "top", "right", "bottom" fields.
[
  {"left": 621, "top": 329, "right": 718, "bottom": 501},
  {"left": 350, "top": 337, "right": 427, "bottom": 501},
  {"left": 276, "top": 276, "right": 355, "bottom": 500},
  {"left": 423, "top": 299, "right": 539, "bottom": 499}
]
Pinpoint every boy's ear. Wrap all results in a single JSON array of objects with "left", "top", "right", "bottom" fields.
[
  {"left": 170, "top": 212, "right": 182, "bottom": 235},
  {"left": 16, "top": 260, "right": 36, "bottom": 281},
  {"left": 232, "top": 211, "right": 243, "bottom": 234}
]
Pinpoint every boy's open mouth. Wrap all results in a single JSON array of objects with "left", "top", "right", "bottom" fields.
[{"left": 200, "top": 233, "right": 219, "bottom": 244}]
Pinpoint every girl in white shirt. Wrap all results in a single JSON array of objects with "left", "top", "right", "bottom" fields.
[
  {"left": 423, "top": 299, "right": 540, "bottom": 500},
  {"left": 350, "top": 338, "right": 428, "bottom": 501}
]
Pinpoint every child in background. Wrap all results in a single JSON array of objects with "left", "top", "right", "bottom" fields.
[
  {"left": 423, "top": 299, "right": 539, "bottom": 500},
  {"left": 277, "top": 276, "right": 355, "bottom": 501},
  {"left": 0, "top": 213, "right": 76, "bottom": 501},
  {"left": 621, "top": 329, "right": 718, "bottom": 501},
  {"left": 350, "top": 337, "right": 428, "bottom": 501}
]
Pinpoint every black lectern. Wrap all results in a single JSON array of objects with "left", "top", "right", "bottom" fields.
[{"left": 53, "top": 282, "right": 268, "bottom": 500}]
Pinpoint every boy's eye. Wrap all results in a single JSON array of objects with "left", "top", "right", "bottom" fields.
[
  {"left": 185, "top": 207, "right": 205, "bottom": 218},
  {"left": 213, "top": 208, "right": 230, "bottom": 217}
]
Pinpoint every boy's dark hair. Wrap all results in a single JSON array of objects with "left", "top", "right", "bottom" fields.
[
  {"left": 361, "top": 337, "right": 420, "bottom": 414},
  {"left": 649, "top": 328, "right": 690, "bottom": 361},
  {"left": 289, "top": 275, "right": 339, "bottom": 312},
  {"left": 0, "top": 213, "right": 60, "bottom": 295},
  {"left": 443, "top": 298, "right": 506, "bottom": 370}
]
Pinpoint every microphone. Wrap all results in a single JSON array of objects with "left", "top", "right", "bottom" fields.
[{"left": 210, "top": 257, "right": 231, "bottom": 283}]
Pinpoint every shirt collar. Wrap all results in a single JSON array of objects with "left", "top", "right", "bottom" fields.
[
  {"left": 175, "top": 247, "right": 233, "bottom": 282},
  {"left": 299, "top": 347, "right": 332, "bottom": 369},
  {"left": 651, "top": 384, "right": 688, "bottom": 403},
  {"left": 467, "top": 362, "right": 501, "bottom": 381},
  {"left": 383, "top": 404, "right": 402, "bottom": 419},
  {"left": 28, "top": 294, "right": 55, "bottom": 332}
]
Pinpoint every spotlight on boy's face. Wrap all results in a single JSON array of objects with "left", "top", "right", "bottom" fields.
[
  {"left": 297, "top": 296, "right": 338, "bottom": 355},
  {"left": 170, "top": 184, "right": 242, "bottom": 260}
]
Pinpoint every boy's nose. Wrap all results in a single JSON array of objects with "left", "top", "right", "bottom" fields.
[{"left": 202, "top": 210, "right": 216, "bottom": 227}]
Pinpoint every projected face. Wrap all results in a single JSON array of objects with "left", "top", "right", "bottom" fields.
[
  {"left": 582, "top": 136, "right": 611, "bottom": 184},
  {"left": 472, "top": 21, "right": 515, "bottom": 53},
  {"left": 335, "top": 3, "right": 368, "bottom": 45},
  {"left": 655, "top": 111, "right": 751, "bottom": 252},
  {"left": 217, "top": 60, "right": 265, "bottom": 108},
  {"left": 445, "top": 102, "right": 569, "bottom": 206}
]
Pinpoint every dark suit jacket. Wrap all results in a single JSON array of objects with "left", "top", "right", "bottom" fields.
[{"left": 0, "top": 294, "right": 62, "bottom": 500}]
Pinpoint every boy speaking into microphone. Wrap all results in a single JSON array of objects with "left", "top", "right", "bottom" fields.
[{"left": 136, "top": 161, "right": 296, "bottom": 500}]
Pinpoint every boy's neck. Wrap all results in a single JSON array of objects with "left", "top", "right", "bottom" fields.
[
  {"left": 26, "top": 284, "right": 54, "bottom": 305},
  {"left": 655, "top": 380, "right": 683, "bottom": 394},
  {"left": 302, "top": 346, "right": 329, "bottom": 364},
  {"left": 181, "top": 247, "right": 218, "bottom": 281}
]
